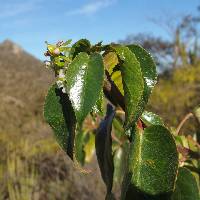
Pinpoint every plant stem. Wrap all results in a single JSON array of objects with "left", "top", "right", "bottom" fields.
[{"left": 176, "top": 112, "right": 194, "bottom": 135}]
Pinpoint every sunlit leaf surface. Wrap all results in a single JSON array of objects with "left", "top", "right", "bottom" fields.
[
  {"left": 128, "top": 125, "right": 178, "bottom": 195},
  {"left": 114, "top": 46, "right": 144, "bottom": 129},
  {"left": 65, "top": 52, "right": 104, "bottom": 125}
]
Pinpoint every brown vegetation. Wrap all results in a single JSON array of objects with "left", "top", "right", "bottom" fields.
[{"left": 0, "top": 40, "right": 105, "bottom": 200}]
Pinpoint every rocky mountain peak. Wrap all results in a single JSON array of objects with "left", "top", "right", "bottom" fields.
[{"left": 0, "top": 39, "right": 23, "bottom": 55}]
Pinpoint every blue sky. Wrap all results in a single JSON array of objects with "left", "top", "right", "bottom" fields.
[{"left": 0, "top": 0, "right": 199, "bottom": 59}]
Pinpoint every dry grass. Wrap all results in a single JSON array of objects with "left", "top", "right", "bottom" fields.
[{"left": 0, "top": 132, "right": 105, "bottom": 200}]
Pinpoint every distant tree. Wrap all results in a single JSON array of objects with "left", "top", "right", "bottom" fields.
[
  {"left": 119, "top": 33, "right": 173, "bottom": 72},
  {"left": 119, "top": 5, "right": 200, "bottom": 71},
  {"left": 173, "top": 13, "right": 200, "bottom": 67}
]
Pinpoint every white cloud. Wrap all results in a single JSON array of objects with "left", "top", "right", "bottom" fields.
[
  {"left": 0, "top": 1, "right": 40, "bottom": 18},
  {"left": 66, "top": 0, "right": 117, "bottom": 16}
]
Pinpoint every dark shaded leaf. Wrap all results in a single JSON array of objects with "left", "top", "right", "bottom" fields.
[
  {"left": 70, "top": 39, "right": 91, "bottom": 59},
  {"left": 128, "top": 125, "right": 178, "bottom": 196},
  {"left": 171, "top": 167, "right": 200, "bottom": 200},
  {"left": 44, "top": 84, "right": 76, "bottom": 160},
  {"left": 65, "top": 52, "right": 104, "bottom": 125},
  {"left": 95, "top": 104, "right": 115, "bottom": 197},
  {"left": 127, "top": 45, "right": 157, "bottom": 104},
  {"left": 114, "top": 45, "right": 144, "bottom": 129},
  {"left": 141, "top": 111, "right": 164, "bottom": 126}
]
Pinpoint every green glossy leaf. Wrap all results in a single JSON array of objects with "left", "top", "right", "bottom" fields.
[
  {"left": 141, "top": 111, "right": 164, "bottom": 126},
  {"left": 70, "top": 39, "right": 91, "bottom": 59},
  {"left": 65, "top": 52, "right": 104, "bottom": 125},
  {"left": 92, "top": 90, "right": 104, "bottom": 115},
  {"left": 75, "top": 131, "right": 86, "bottom": 165},
  {"left": 114, "top": 45, "right": 144, "bottom": 129},
  {"left": 63, "top": 39, "right": 72, "bottom": 46},
  {"left": 127, "top": 45, "right": 157, "bottom": 104},
  {"left": 128, "top": 125, "right": 178, "bottom": 196},
  {"left": 172, "top": 167, "right": 200, "bottom": 200},
  {"left": 95, "top": 104, "right": 115, "bottom": 197},
  {"left": 44, "top": 84, "right": 76, "bottom": 160}
]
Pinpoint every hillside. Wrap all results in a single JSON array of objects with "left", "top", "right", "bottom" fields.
[
  {"left": 0, "top": 40, "right": 105, "bottom": 200},
  {"left": 0, "top": 40, "right": 54, "bottom": 136}
]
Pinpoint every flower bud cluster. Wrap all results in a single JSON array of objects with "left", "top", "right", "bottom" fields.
[
  {"left": 56, "top": 69, "right": 67, "bottom": 93},
  {"left": 44, "top": 40, "right": 72, "bottom": 93}
]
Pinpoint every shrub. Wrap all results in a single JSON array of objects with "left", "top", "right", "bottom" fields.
[{"left": 43, "top": 39, "right": 200, "bottom": 200}]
